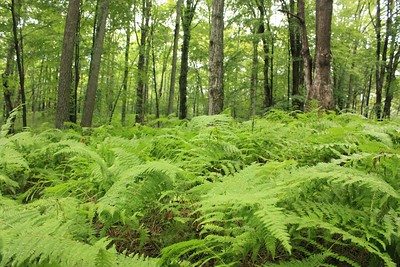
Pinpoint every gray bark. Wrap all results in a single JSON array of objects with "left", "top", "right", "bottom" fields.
[
  {"left": 208, "top": 0, "right": 224, "bottom": 115},
  {"left": 81, "top": 0, "right": 109, "bottom": 127}
]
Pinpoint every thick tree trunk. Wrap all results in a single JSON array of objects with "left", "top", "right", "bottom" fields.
[
  {"left": 11, "top": 0, "right": 27, "bottom": 128},
  {"left": 81, "top": 0, "right": 109, "bottom": 127},
  {"left": 308, "top": 0, "right": 335, "bottom": 110},
  {"left": 208, "top": 0, "right": 224, "bottom": 115},
  {"left": 55, "top": 0, "right": 81, "bottom": 129},
  {"left": 167, "top": 0, "right": 182, "bottom": 116}
]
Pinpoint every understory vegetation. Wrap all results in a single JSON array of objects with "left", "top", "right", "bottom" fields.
[{"left": 1, "top": 111, "right": 400, "bottom": 266}]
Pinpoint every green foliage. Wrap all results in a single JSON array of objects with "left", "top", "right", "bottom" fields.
[{"left": 1, "top": 113, "right": 400, "bottom": 266}]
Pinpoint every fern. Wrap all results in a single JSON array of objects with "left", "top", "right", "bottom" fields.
[
  {"left": 0, "top": 197, "right": 158, "bottom": 266},
  {"left": 96, "top": 161, "right": 185, "bottom": 224}
]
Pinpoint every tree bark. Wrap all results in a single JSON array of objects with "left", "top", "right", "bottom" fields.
[
  {"left": 167, "top": 0, "right": 182, "bottom": 116},
  {"left": 250, "top": 36, "right": 258, "bottom": 117},
  {"left": 55, "top": 0, "right": 81, "bottom": 129},
  {"left": 11, "top": 0, "right": 27, "bottom": 128},
  {"left": 81, "top": 0, "right": 109, "bottom": 127},
  {"left": 374, "top": 0, "right": 391, "bottom": 119},
  {"left": 178, "top": 0, "right": 197, "bottom": 119},
  {"left": 208, "top": 0, "right": 224, "bottom": 115},
  {"left": 121, "top": 23, "right": 131, "bottom": 126},
  {"left": 135, "top": 0, "right": 151, "bottom": 124},
  {"left": 2, "top": 43, "right": 14, "bottom": 120},
  {"left": 307, "top": 0, "right": 335, "bottom": 110},
  {"left": 383, "top": 47, "right": 400, "bottom": 118},
  {"left": 70, "top": 5, "right": 81, "bottom": 124},
  {"left": 297, "top": 0, "right": 313, "bottom": 107},
  {"left": 288, "top": 0, "right": 303, "bottom": 110}
]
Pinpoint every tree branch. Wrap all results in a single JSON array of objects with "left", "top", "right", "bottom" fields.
[{"left": 278, "top": 9, "right": 304, "bottom": 24}]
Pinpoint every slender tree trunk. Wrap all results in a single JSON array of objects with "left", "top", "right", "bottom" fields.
[
  {"left": 383, "top": 48, "right": 400, "bottom": 118},
  {"left": 55, "top": 0, "right": 81, "bottom": 129},
  {"left": 208, "top": 0, "right": 224, "bottom": 115},
  {"left": 121, "top": 23, "right": 131, "bottom": 126},
  {"left": 135, "top": 0, "right": 151, "bottom": 124},
  {"left": 289, "top": 0, "right": 303, "bottom": 110},
  {"left": 167, "top": 0, "right": 182, "bottom": 116},
  {"left": 250, "top": 36, "right": 258, "bottom": 117},
  {"left": 178, "top": 0, "right": 197, "bottom": 119},
  {"left": 280, "top": 0, "right": 304, "bottom": 110},
  {"left": 178, "top": 19, "right": 190, "bottom": 119},
  {"left": 11, "top": 0, "right": 26, "bottom": 128},
  {"left": 297, "top": 0, "right": 313, "bottom": 106},
  {"left": 70, "top": 5, "right": 81, "bottom": 124},
  {"left": 150, "top": 25, "right": 161, "bottom": 125},
  {"left": 2, "top": 43, "right": 14, "bottom": 120},
  {"left": 257, "top": 3, "right": 273, "bottom": 109},
  {"left": 81, "top": 0, "right": 109, "bottom": 127},
  {"left": 374, "top": 0, "right": 391, "bottom": 119}
]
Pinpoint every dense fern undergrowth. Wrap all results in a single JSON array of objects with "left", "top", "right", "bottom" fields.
[{"left": 1, "top": 111, "right": 400, "bottom": 266}]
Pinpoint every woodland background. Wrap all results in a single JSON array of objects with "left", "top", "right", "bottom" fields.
[{"left": 1, "top": 0, "right": 400, "bottom": 128}]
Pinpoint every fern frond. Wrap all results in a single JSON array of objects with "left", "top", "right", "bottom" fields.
[
  {"left": 264, "top": 252, "right": 332, "bottom": 267},
  {"left": 96, "top": 161, "right": 182, "bottom": 224}
]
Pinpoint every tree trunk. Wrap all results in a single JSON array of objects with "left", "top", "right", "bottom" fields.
[
  {"left": 11, "top": 0, "right": 27, "bottom": 128},
  {"left": 208, "top": 0, "right": 224, "bottom": 115},
  {"left": 81, "top": 0, "right": 109, "bottom": 127},
  {"left": 178, "top": 0, "right": 197, "bottom": 119},
  {"left": 308, "top": 0, "right": 335, "bottom": 110},
  {"left": 121, "top": 23, "right": 131, "bottom": 126},
  {"left": 374, "top": 0, "right": 391, "bottom": 120},
  {"left": 297, "top": 0, "right": 313, "bottom": 108},
  {"left": 383, "top": 48, "right": 400, "bottom": 118},
  {"left": 2, "top": 43, "right": 14, "bottom": 120},
  {"left": 289, "top": 0, "right": 303, "bottom": 110},
  {"left": 250, "top": 36, "right": 258, "bottom": 117},
  {"left": 167, "top": 0, "right": 182, "bottom": 116},
  {"left": 135, "top": 0, "right": 151, "bottom": 124},
  {"left": 70, "top": 5, "right": 81, "bottom": 124},
  {"left": 55, "top": 0, "right": 81, "bottom": 129},
  {"left": 257, "top": 3, "right": 273, "bottom": 109}
]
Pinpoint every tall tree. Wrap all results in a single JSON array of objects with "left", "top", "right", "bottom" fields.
[
  {"left": 70, "top": 1, "right": 82, "bottom": 124},
  {"left": 81, "top": 0, "right": 109, "bottom": 127},
  {"left": 55, "top": 0, "right": 81, "bottom": 129},
  {"left": 2, "top": 43, "right": 14, "bottom": 121},
  {"left": 178, "top": 0, "right": 198, "bottom": 119},
  {"left": 135, "top": 0, "right": 152, "bottom": 124},
  {"left": 308, "top": 0, "right": 335, "bottom": 110},
  {"left": 11, "top": 0, "right": 27, "bottom": 127},
  {"left": 296, "top": 0, "right": 334, "bottom": 111},
  {"left": 255, "top": 1, "right": 273, "bottom": 109},
  {"left": 167, "top": 0, "right": 182, "bottom": 116},
  {"left": 208, "top": 0, "right": 225, "bottom": 115},
  {"left": 281, "top": 0, "right": 303, "bottom": 110},
  {"left": 297, "top": 0, "right": 313, "bottom": 104},
  {"left": 121, "top": 20, "right": 131, "bottom": 126}
]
